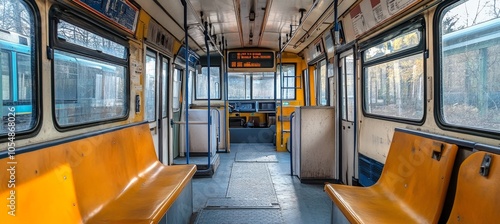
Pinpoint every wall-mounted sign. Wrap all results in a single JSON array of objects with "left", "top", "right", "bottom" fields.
[
  {"left": 73, "top": 0, "right": 139, "bottom": 34},
  {"left": 228, "top": 51, "right": 275, "bottom": 72},
  {"left": 349, "top": 0, "right": 420, "bottom": 37}
]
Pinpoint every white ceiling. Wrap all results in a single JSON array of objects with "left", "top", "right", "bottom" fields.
[{"left": 139, "top": 0, "right": 344, "bottom": 56}]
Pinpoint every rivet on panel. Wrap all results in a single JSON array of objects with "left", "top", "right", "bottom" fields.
[
  {"left": 73, "top": 203, "right": 76, "bottom": 206},
  {"left": 63, "top": 176, "right": 67, "bottom": 180},
  {"left": 457, "top": 216, "right": 460, "bottom": 221},
  {"left": 404, "top": 184, "right": 407, "bottom": 188},
  {"left": 35, "top": 170, "right": 38, "bottom": 174}
]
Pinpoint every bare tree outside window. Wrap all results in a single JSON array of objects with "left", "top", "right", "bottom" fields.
[{"left": 440, "top": 0, "right": 500, "bottom": 131}]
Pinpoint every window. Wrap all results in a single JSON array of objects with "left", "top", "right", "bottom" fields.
[
  {"left": 277, "top": 64, "right": 296, "bottom": 99},
  {"left": 173, "top": 68, "right": 182, "bottom": 111},
  {"left": 316, "top": 60, "right": 328, "bottom": 105},
  {"left": 340, "top": 53, "right": 355, "bottom": 122},
  {"left": 438, "top": 0, "right": 500, "bottom": 133},
  {"left": 228, "top": 73, "right": 251, "bottom": 100},
  {"left": 0, "top": 0, "right": 38, "bottom": 136},
  {"left": 253, "top": 73, "right": 275, "bottom": 99},
  {"left": 52, "top": 15, "right": 128, "bottom": 127},
  {"left": 196, "top": 67, "right": 220, "bottom": 100},
  {"left": 363, "top": 19, "right": 425, "bottom": 122},
  {"left": 227, "top": 72, "right": 276, "bottom": 100},
  {"left": 161, "top": 57, "right": 168, "bottom": 118},
  {"left": 145, "top": 51, "right": 157, "bottom": 122}
]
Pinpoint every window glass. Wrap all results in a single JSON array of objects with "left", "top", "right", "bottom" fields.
[
  {"left": 0, "top": 0, "right": 37, "bottom": 135},
  {"left": 341, "top": 58, "right": 347, "bottom": 120},
  {"left": 54, "top": 50, "right": 126, "bottom": 126},
  {"left": 228, "top": 73, "right": 251, "bottom": 100},
  {"left": 1, "top": 51, "right": 11, "bottom": 100},
  {"left": 145, "top": 52, "right": 156, "bottom": 122},
  {"left": 346, "top": 55, "right": 355, "bottom": 121},
  {"left": 364, "top": 30, "right": 421, "bottom": 62},
  {"left": 57, "top": 20, "right": 126, "bottom": 59},
  {"left": 196, "top": 67, "right": 220, "bottom": 99},
  {"left": 317, "top": 60, "right": 328, "bottom": 106},
  {"left": 277, "top": 64, "right": 296, "bottom": 99},
  {"left": 173, "top": 68, "right": 182, "bottom": 111},
  {"left": 252, "top": 73, "right": 275, "bottom": 99},
  {"left": 364, "top": 54, "right": 424, "bottom": 120},
  {"left": 439, "top": 0, "right": 500, "bottom": 131},
  {"left": 162, "top": 58, "right": 168, "bottom": 118}
]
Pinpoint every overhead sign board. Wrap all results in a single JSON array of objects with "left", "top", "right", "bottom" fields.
[
  {"left": 349, "top": 0, "right": 421, "bottom": 37},
  {"left": 73, "top": 0, "right": 139, "bottom": 34},
  {"left": 228, "top": 51, "right": 276, "bottom": 72}
]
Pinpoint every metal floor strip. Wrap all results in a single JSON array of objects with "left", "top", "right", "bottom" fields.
[
  {"left": 235, "top": 151, "right": 278, "bottom": 162},
  {"left": 206, "top": 198, "right": 279, "bottom": 208},
  {"left": 226, "top": 163, "right": 278, "bottom": 203},
  {"left": 195, "top": 209, "right": 284, "bottom": 224}
]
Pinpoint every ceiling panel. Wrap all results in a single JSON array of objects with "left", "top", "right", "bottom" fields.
[{"left": 138, "top": 0, "right": 342, "bottom": 56}]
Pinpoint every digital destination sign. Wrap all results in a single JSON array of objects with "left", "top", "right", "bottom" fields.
[{"left": 228, "top": 51, "right": 275, "bottom": 70}]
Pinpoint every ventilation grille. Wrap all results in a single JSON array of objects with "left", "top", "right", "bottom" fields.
[{"left": 358, "top": 154, "right": 384, "bottom": 187}]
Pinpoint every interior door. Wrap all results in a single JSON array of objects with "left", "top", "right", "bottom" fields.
[
  {"left": 172, "top": 67, "right": 183, "bottom": 159},
  {"left": 145, "top": 50, "right": 159, "bottom": 158},
  {"left": 145, "top": 50, "right": 170, "bottom": 164},
  {"left": 160, "top": 56, "right": 169, "bottom": 164},
  {"left": 339, "top": 50, "right": 356, "bottom": 185}
]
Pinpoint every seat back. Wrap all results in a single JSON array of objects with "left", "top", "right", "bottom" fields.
[
  {"left": 447, "top": 151, "right": 500, "bottom": 223},
  {"left": 0, "top": 123, "right": 158, "bottom": 223},
  {"left": 375, "top": 131, "right": 458, "bottom": 222}
]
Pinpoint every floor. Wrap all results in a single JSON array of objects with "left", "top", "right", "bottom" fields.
[{"left": 191, "top": 143, "right": 332, "bottom": 224}]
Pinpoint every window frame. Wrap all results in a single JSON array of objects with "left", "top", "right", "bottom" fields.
[
  {"left": 315, "top": 60, "right": 329, "bottom": 106},
  {"left": 172, "top": 67, "right": 183, "bottom": 112},
  {"left": 49, "top": 5, "right": 130, "bottom": 131},
  {"left": 277, "top": 63, "right": 297, "bottom": 100},
  {"left": 227, "top": 63, "right": 297, "bottom": 101},
  {"left": 195, "top": 66, "right": 221, "bottom": 100},
  {"left": 360, "top": 16, "right": 426, "bottom": 125},
  {"left": 144, "top": 49, "right": 157, "bottom": 122},
  {"left": 433, "top": 0, "right": 500, "bottom": 138},
  {"left": 0, "top": 0, "right": 41, "bottom": 140}
]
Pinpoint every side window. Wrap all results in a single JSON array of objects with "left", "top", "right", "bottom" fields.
[
  {"left": 0, "top": 0, "right": 38, "bottom": 136},
  {"left": 277, "top": 64, "right": 296, "bottom": 100},
  {"left": 51, "top": 13, "right": 128, "bottom": 128},
  {"left": 145, "top": 50, "right": 157, "bottom": 122},
  {"left": 196, "top": 66, "right": 220, "bottom": 100},
  {"left": 316, "top": 60, "right": 328, "bottom": 105},
  {"left": 438, "top": 0, "right": 500, "bottom": 133},
  {"left": 161, "top": 57, "right": 168, "bottom": 118},
  {"left": 362, "top": 19, "right": 425, "bottom": 122},
  {"left": 173, "top": 68, "right": 182, "bottom": 111}
]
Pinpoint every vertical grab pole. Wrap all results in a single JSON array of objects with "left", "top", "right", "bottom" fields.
[
  {"left": 181, "top": 0, "right": 190, "bottom": 164},
  {"left": 290, "top": 112, "right": 295, "bottom": 176},
  {"left": 204, "top": 21, "right": 211, "bottom": 169},
  {"left": 224, "top": 39, "right": 229, "bottom": 153},
  {"left": 279, "top": 35, "right": 284, "bottom": 148}
]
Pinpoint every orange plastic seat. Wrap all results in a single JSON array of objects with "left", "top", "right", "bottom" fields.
[
  {"left": 0, "top": 123, "right": 196, "bottom": 223},
  {"left": 325, "top": 130, "right": 458, "bottom": 223},
  {"left": 447, "top": 151, "right": 500, "bottom": 223}
]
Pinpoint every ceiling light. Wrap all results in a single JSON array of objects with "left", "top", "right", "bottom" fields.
[{"left": 249, "top": 11, "right": 255, "bottom": 21}]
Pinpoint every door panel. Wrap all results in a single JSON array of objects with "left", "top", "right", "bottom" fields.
[
  {"left": 172, "top": 68, "right": 183, "bottom": 159},
  {"left": 340, "top": 50, "right": 356, "bottom": 185},
  {"left": 160, "top": 57, "right": 169, "bottom": 164},
  {"left": 145, "top": 50, "right": 159, "bottom": 157}
]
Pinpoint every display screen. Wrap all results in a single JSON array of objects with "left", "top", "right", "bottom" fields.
[{"left": 228, "top": 52, "right": 275, "bottom": 69}]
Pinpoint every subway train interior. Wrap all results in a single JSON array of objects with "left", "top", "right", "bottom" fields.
[{"left": 1, "top": 0, "right": 499, "bottom": 223}]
